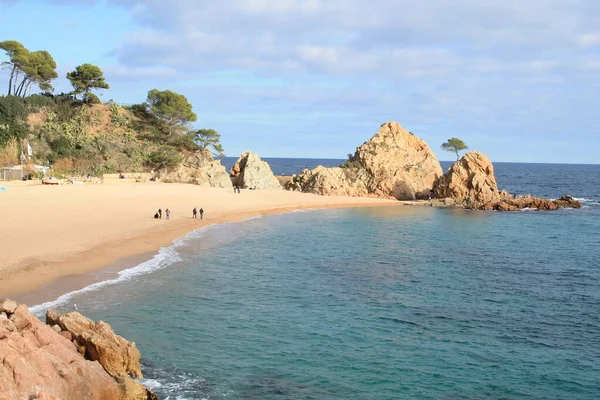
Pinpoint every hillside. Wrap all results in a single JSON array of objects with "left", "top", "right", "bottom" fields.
[{"left": 0, "top": 94, "right": 210, "bottom": 177}]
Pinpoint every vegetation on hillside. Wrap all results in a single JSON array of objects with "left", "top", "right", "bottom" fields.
[{"left": 0, "top": 40, "right": 225, "bottom": 178}]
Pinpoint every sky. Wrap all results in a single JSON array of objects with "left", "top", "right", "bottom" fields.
[{"left": 0, "top": 0, "right": 599, "bottom": 163}]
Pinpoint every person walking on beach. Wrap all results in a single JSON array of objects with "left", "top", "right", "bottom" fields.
[
  {"left": 199, "top": 208, "right": 204, "bottom": 219},
  {"left": 158, "top": 208, "right": 162, "bottom": 219},
  {"left": 165, "top": 208, "right": 170, "bottom": 220},
  {"left": 193, "top": 207, "right": 197, "bottom": 219}
]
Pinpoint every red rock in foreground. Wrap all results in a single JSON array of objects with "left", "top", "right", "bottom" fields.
[{"left": 0, "top": 300, "right": 158, "bottom": 400}]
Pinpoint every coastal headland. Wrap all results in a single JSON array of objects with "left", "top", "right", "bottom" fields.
[{"left": 0, "top": 181, "right": 396, "bottom": 300}]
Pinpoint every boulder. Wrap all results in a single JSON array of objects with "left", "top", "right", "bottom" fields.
[
  {"left": 0, "top": 299, "right": 17, "bottom": 314},
  {"left": 230, "top": 151, "right": 282, "bottom": 190},
  {"left": 157, "top": 149, "right": 232, "bottom": 189},
  {"left": 0, "top": 302, "right": 153, "bottom": 400},
  {"left": 434, "top": 151, "right": 500, "bottom": 209},
  {"left": 290, "top": 122, "right": 443, "bottom": 199},
  {"left": 46, "top": 309, "right": 142, "bottom": 379}
]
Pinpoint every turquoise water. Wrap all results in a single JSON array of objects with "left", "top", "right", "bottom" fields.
[
  {"left": 28, "top": 162, "right": 600, "bottom": 399},
  {"left": 33, "top": 199, "right": 600, "bottom": 399}
]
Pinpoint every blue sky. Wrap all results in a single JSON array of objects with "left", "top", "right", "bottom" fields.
[{"left": 1, "top": 0, "right": 599, "bottom": 163}]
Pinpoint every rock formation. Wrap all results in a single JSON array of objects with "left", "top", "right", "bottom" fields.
[
  {"left": 157, "top": 149, "right": 232, "bottom": 189},
  {"left": 0, "top": 300, "right": 157, "bottom": 400},
  {"left": 230, "top": 151, "right": 282, "bottom": 190},
  {"left": 287, "top": 122, "right": 443, "bottom": 199},
  {"left": 434, "top": 151, "right": 581, "bottom": 211},
  {"left": 434, "top": 152, "right": 501, "bottom": 209}
]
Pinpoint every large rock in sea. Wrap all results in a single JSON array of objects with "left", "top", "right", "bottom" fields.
[
  {"left": 434, "top": 151, "right": 501, "bottom": 209},
  {"left": 0, "top": 301, "right": 157, "bottom": 400},
  {"left": 230, "top": 151, "right": 282, "bottom": 190},
  {"left": 434, "top": 152, "right": 582, "bottom": 211},
  {"left": 157, "top": 149, "right": 232, "bottom": 189},
  {"left": 289, "top": 122, "right": 443, "bottom": 199}
]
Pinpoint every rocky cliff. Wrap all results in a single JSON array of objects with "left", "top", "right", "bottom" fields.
[
  {"left": 0, "top": 299, "right": 157, "bottom": 400},
  {"left": 230, "top": 151, "right": 282, "bottom": 190},
  {"left": 434, "top": 151, "right": 581, "bottom": 210},
  {"left": 287, "top": 122, "right": 443, "bottom": 199},
  {"left": 157, "top": 149, "right": 232, "bottom": 189}
]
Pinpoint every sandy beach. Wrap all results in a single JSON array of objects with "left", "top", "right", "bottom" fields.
[{"left": 0, "top": 181, "right": 396, "bottom": 300}]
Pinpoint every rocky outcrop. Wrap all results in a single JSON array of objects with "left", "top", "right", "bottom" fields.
[
  {"left": 434, "top": 152, "right": 581, "bottom": 211},
  {"left": 46, "top": 309, "right": 142, "bottom": 379},
  {"left": 434, "top": 152, "right": 500, "bottom": 209},
  {"left": 157, "top": 149, "right": 232, "bottom": 189},
  {"left": 288, "top": 122, "right": 443, "bottom": 199},
  {"left": 230, "top": 151, "right": 282, "bottom": 190},
  {"left": 286, "top": 166, "right": 372, "bottom": 197},
  {"left": 0, "top": 300, "right": 157, "bottom": 400}
]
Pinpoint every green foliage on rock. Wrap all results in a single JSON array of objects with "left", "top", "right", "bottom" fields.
[
  {"left": 189, "top": 128, "right": 225, "bottom": 158},
  {"left": 441, "top": 137, "right": 469, "bottom": 161}
]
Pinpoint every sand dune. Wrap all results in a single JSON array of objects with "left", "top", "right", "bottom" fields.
[{"left": 0, "top": 181, "right": 395, "bottom": 297}]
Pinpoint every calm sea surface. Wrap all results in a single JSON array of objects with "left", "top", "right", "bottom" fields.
[{"left": 32, "top": 160, "right": 600, "bottom": 400}]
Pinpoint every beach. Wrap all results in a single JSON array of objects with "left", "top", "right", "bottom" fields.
[{"left": 0, "top": 181, "right": 395, "bottom": 300}]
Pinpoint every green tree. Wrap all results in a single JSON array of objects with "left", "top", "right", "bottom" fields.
[
  {"left": 1, "top": 41, "right": 58, "bottom": 96},
  {"left": 16, "top": 50, "right": 58, "bottom": 96},
  {"left": 66, "top": 63, "right": 109, "bottom": 100},
  {"left": 146, "top": 89, "right": 197, "bottom": 134},
  {"left": 0, "top": 40, "right": 29, "bottom": 95},
  {"left": 441, "top": 137, "right": 468, "bottom": 161},
  {"left": 189, "top": 128, "right": 225, "bottom": 157}
]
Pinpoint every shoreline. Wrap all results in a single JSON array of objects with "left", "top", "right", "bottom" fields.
[{"left": 1, "top": 184, "right": 399, "bottom": 305}]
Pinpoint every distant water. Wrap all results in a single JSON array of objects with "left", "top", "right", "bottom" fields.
[{"left": 32, "top": 160, "right": 600, "bottom": 399}]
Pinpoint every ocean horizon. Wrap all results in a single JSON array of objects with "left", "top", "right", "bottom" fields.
[{"left": 29, "top": 159, "right": 600, "bottom": 399}]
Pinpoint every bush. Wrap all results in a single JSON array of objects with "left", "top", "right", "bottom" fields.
[
  {"left": 0, "top": 95, "right": 27, "bottom": 121},
  {"left": 24, "top": 94, "right": 55, "bottom": 110},
  {"left": 84, "top": 92, "right": 101, "bottom": 104}
]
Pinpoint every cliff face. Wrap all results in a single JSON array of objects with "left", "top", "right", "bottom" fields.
[
  {"left": 434, "top": 151, "right": 582, "bottom": 211},
  {"left": 0, "top": 299, "right": 157, "bottom": 400},
  {"left": 288, "top": 122, "right": 443, "bottom": 199},
  {"left": 230, "top": 151, "right": 282, "bottom": 190},
  {"left": 157, "top": 149, "right": 232, "bottom": 189}
]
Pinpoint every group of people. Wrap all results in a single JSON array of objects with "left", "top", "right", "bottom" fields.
[
  {"left": 192, "top": 207, "right": 204, "bottom": 219},
  {"left": 154, "top": 208, "right": 170, "bottom": 219},
  {"left": 154, "top": 207, "right": 204, "bottom": 220}
]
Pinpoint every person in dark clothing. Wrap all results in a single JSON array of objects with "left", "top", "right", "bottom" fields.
[
  {"left": 193, "top": 207, "right": 197, "bottom": 218},
  {"left": 158, "top": 208, "right": 162, "bottom": 219},
  {"left": 154, "top": 212, "right": 159, "bottom": 219},
  {"left": 199, "top": 208, "right": 204, "bottom": 219}
]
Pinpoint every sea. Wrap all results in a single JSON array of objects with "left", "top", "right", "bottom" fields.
[{"left": 29, "top": 159, "right": 600, "bottom": 400}]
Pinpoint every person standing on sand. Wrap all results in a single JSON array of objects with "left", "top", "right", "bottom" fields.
[
  {"left": 158, "top": 208, "right": 162, "bottom": 219},
  {"left": 199, "top": 208, "right": 204, "bottom": 219},
  {"left": 165, "top": 208, "right": 170, "bottom": 220},
  {"left": 193, "top": 207, "right": 197, "bottom": 219}
]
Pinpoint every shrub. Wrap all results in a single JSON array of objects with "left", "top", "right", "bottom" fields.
[
  {"left": 24, "top": 94, "right": 55, "bottom": 110},
  {"left": 0, "top": 137, "right": 19, "bottom": 167}
]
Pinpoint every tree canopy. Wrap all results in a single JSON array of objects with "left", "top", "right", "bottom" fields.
[
  {"left": 0, "top": 40, "right": 58, "bottom": 96},
  {"left": 441, "top": 137, "right": 469, "bottom": 161},
  {"left": 66, "top": 63, "right": 109, "bottom": 99},
  {"left": 146, "top": 89, "right": 197, "bottom": 134},
  {"left": 188, "top": 128, "right": 225, "bottom": 158}
]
